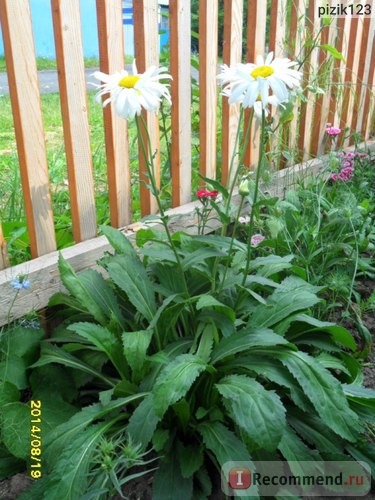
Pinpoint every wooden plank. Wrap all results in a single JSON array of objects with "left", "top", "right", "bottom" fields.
[
  {"left": 288, "top": 0, "right": 305, "bottom": 163},
  {"left": 361, "top": 17, "right": 375, "bottom": 139},
  {"left": 51, "top": 0, "right": 97, "bottom": 242},
  {"left": 243, "top": 0, "right": 267, "bottom": 168},
  {"left": 327, "top": 17, "right": 346, "bottom": 127},
  {"left": 96, "top": 0, "right": 132, "bottom": 227},
  {"left": 0, "top": 0, "right": 56, "bottom": 258},
  {"left": 2, "top": 138, "right": 374, "bottom": 327},
  {"left": 337, "top": 17, "right": 358, "bottom": 148},
  {"left": 169, "top": 0, "right": 192, "bottom": 207},
  {"left": 0, "top": 221, "right": 10, "bottom": 270},
  {"left": 221, "top": 0, "right": 243, "bottom": 186},
  {"left": 199, "top": 0, "right": 218, "bottom": 181},
  {"left": 133, "top": 0, "right": 160, "bottom": 216},
  {"left": 310, "top": 19, "right": 331, "bottom": 157}
]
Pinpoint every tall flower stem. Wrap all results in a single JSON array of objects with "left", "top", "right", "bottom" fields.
[
  {"left": 135, "top": 115, "right": 191, "bottom": 300},
  {"left": 241, "top": 109, "right": 266, "bottom": 286}
]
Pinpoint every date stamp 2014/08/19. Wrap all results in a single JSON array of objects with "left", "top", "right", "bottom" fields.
[{"left": 30, "top": 400, "right": 42, "bottom": 479}]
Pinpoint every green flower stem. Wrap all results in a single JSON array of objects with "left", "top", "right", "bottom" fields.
[
  {"left": 241, "top": 109, "right": 266, "bottom": 286},
  {"left": 135, "top": 115, "right": 192, "bottom": 307}
]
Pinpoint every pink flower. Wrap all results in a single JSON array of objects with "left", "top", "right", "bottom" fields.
[
  {"left": 250, "top": 234, "right": 265, "bottom": 247},
  {"left": 196, "top": 189, "right": 219, "bottom": 199},
  {"left": 331, "top": 173, "right": 339, "bottom": 182},
  {"left": 342, "top": 160, "right": 353, "bottom": 168},
  {"left": 345, "top": 152, "right": 355, "bottom": 160},
  {"left": 326, "top": 125, "right": 341, "bottom": 136},
  {"left": 239, "top": 216, "right": 251, "bottom": 224}
]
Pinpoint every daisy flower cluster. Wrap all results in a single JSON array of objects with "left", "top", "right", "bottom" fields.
[{"left": 217, "top": 52, "right": 302, "bottom": 118}]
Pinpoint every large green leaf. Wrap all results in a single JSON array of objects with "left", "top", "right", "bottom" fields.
[
  {"left": 216, "top": 375, "right": 286, "bottom": 451},
  {"left": 198, "top": 421, "right": 252, "bottom": 466},
  {"left": 105, "top": 254, "right": 156, "bottom": 322},
  {"left": 277, "top": 350, "right": 360, "bottom": 441},
  {"left": 122, "top": 329, "right": 152, "bottom": 381},
  {"left": 99, "top": 224, "right": 137, "bottom": 256},
  {"left": 152, "top": 456, "right": 193, "bottom": 500},
  {"left": 177, "top": 442, "right": 204, "bottom": 478},
  {"left": 250, "top": 277, "right": 321, "bottom": 328},
  {"left": 58, "top": 254, "right": 108, "bottom": 325},
  {"left": 0, "top": 402, "right": 29, "bottom": 459},
  {"left": 196, "top": 294, "right": 235, "bottom": 322},
  {"left": 0, "top": 445, "right": 24, "bottom": 480},
  {"left": 68, "top": 322, "right": 126, "bottom": 378},
  {"left": 211, "top": 328, "right": 290, "bottom": 364},
  {"left": 0, "top": 326, "right": 44, "bottom": 365},
  {"left": 152, "top": 354, "right": 206, "bottom": 417},
  {"left": 127, "top": 394, "right": 160, "bottom": 449},
  {"left": 0, "top": 356, "right": 27, "bottom": 389},
  {"left": 31, "top": 343, "right": 115, "bottom": 387}
]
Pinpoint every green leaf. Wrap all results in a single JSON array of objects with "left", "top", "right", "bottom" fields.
[
  {"left": 105, "top": 254, "right": 156, "bottom": 322},
  {"left": 1, "top": 402, "right": 30, "bottom": 459},
  {"left": 58, "top": 254, "right": 107, "bottom": 325},
  {"left": 0, "top": 326, "right": 44, "bottom": 365},
  {"left": 0, "top": 381, "right": 19, "bottom": 405},
  {"left": 211, "top": 328, "right": 290, "bottom": 364},
  {"left": 68, "top": 322, "right": 126, "bottom": 378},
  {"left": 31, "top": 343, "right": 115, "bottom": 387},
  {"left": 30, "top": 365, "right": 77, "bottom": 403},
  {"left": 250, "top": 277, "right": 321, "bottom": 328},
  {"left": 135, "top": 227, "right": 166, "bottom": 247},
  {"left": 78, "top": 270, "right": 125, "bottom": 329},
  {"left": 319, "top": 44, "right": 345, "bottom": 62},
  {"left": 196, "top": 294, "right": 235, "bottom": 322},
  {"left": 276, "top": 351, "right": 360, "bottom": 441},
  {"left": 278, "top": 426, "right": 321, "bottom": 463},
  {"left": 0, "top": 445, "right": 24, "bottom": 480},
  {"left": 246, "top": 254, "right": 294, "bottom": 276},
  {"left": 152, "top": 457, "right": 193, "bottom": 500},
  {"left": 0, "top": 356, "right": 27, "bottom": 389},
  {"left": 198, "top": 421, "right": 252, "bottom": 466},
  {"left": 178, "top": 442, "right": 204, "bottom": 478},
  {"left": 127, "top": 394, "right": 160, "bottom": 449},
  {"left": 122, "top": 330, "right": 152, "bottom": 381},
  {"left": 153, "top": 354, "right": 206, "bottom": 417},
  {"left": 99, "top": 224, "right": 137, "bottom": 256},
  {"left": 216, "top": 375, "right": 286, "bottom": 451}
]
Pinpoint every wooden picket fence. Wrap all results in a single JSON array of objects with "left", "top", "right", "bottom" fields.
[{"left": 0, "top": 0, "right": 374, "bottom": 326}]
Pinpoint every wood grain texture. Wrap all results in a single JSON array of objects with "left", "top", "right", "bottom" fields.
[
  {"left": 0, "top": 221, "right": 10, "bottom": 270},
  {"left": 4, "top": 139, "right": 374, "bottom": 326},
  {"left": 221, "top": 0, "right": 243, "bottom": 187},
  {"left": 170, "top": 0, "right": 192, "bottom": 207},
  {"left": 0, "top": 0, "right": 56, "bottom": 258},
  {"left": 51, "top": 0, "right": 97, "bottom": 242},
  {"left": 133, "top": 0, "right": 160, "bottom": 216},
  {"left": 360, "top": 16, "right": 375, "bottom": 140},
  {"left": 199, "top": 0, "right": 218, "bottom": 181},
  {"left": 96, "top": 0, "right": 132, "bottom": 227}
]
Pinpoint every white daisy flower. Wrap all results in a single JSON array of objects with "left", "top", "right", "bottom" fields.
[
  {"left": 218, "top": 52, "right": 302, "bottom": 111},
  {"left": 94, "top": 60, "right": 172, "bottom": 120}
]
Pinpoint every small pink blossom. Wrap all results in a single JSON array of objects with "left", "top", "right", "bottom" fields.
[
  {"left": 250, "top": 234, "right": 265, "bottom": 247},
  {"left": 344, "top": 152, "right": 355, "bottom": 160},
  {"left": 326, "top": 125, "right": 341, "bottom": 136},
  {"left": 342, "top": 159, "right": 353, "bottom": 168},
  {"left": 239, "top": 215, "right": 251, "bottom": 224},
  {"left": 196, "top": 188, "right": 219, "bottom": 199},
  {"left": 331, "top": 173, "right": 339, "bottom": 182}
]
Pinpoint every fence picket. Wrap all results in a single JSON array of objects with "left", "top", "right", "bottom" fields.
[
  {"left": 0, "top": 0, "right": 56, "bottom": 258},
  {"left": 51, "top": 0, "right": 97, "bottom": 242},
  {"left": 199, "top": 0, "right": 218, "bottom": 181},
  {"left": 96, "top": 0, "right": 132, "bottom": 228},
  {"left": 170, "top": 0, "right": 192, "bottom": 206},
  {"left": 0, "top": 221, "right": 9, "bottom": 270},
  {"left": 221, "top": 0, "right": 243, "bottom": 186},
  {"left": 133, "top": 0, "right": 160, "bottom": 215}
]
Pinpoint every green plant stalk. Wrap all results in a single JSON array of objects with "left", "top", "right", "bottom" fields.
[{"left": 242, "top": 109, "right": 266, "bottom": 286}]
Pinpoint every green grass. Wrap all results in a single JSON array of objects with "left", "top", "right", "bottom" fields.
[{"left": 0, "top": 55, "right": 135, "bottom": 72}]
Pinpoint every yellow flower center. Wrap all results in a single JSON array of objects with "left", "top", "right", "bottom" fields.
[
  {"left": 251, "top": 65, "right": 274, "bottom": 79},
  {"left": 118, "top": 75, "right": 140, "bottom": 88}
]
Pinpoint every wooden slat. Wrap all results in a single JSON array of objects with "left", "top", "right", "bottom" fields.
[
  {"left": 0, "top": 0, "right": 56, "bottom": 258},
  {"left": 133, "top": 0, "right": 160, "bottom": 215},
  {"left": 0, "top": 221, "right": 10, "bottom": 270},
  {"left": 310, "top": 18, "right": 331, "bottom": 157},
  {"left": 51, "top": 0, "right": 97, "bottom": 242},
  {"left": 337, "top": 17, "right": 358, "bottom": 148},
  {"left": 199, "top": 0, "right": 218, "bottom": 181},
  {"left": 169, "top": 0, "right": 192, "bottom": 207},
  {"left": 243, "top": 0, "right": 267, "bottom": 168},
  {"left": 327, "top": 17, "right": 346, "bottom": 127},
  {"left": 359, "top": 16, "right": 375, "bottom": 139},
  {"left": 96, "top": 0, "right": 132, "bottom": 227},
  {"left": 301, "top": 0, "right": 320, "bottom": 159},
  {"left": 288, "top": 0, "right": 305, "bottom": 162},
  {"left": 221, "top": 0, "right": 243, "bottom": 186}
]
